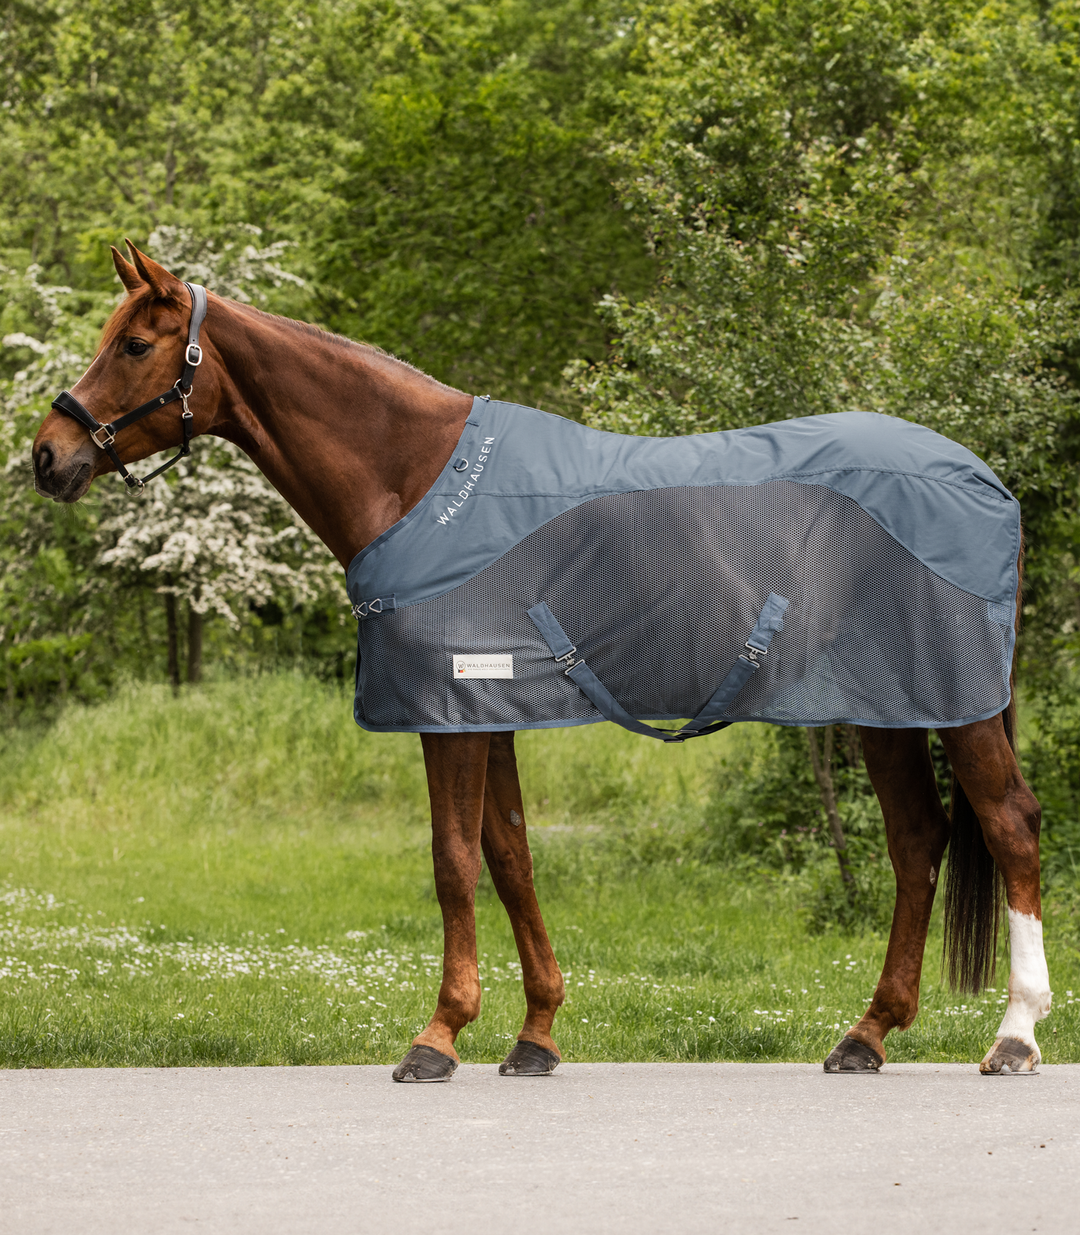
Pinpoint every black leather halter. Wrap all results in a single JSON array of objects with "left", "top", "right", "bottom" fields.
[{"left": 51, "top": 282, "right": 208, "bottom": 491}]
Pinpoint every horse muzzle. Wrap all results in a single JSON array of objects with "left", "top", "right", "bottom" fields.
[{"left": 32, "top": 435, "right": 98, "bottom": 503}]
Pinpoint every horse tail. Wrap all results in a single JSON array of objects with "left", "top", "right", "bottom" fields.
[
  {"left": 942, "top": 728, "right": 1006, "bottom": 993},
  {"left": 942, "top": 537, "right": 1021, "bottom": 993}
]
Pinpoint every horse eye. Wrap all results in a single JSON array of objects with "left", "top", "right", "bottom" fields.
[{"left": 124, "top": 339, "right": 149, "bottom": 356}]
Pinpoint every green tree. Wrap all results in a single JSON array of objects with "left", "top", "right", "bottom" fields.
[
  {"left": 564, "top": 0, "right": 1080, "bottom": 905},
  {"left": 568, "top": 0, "right": 1079, "bottom": 622},
  {"left": 246, "top": 0, "right": 655, "bottom": 407},
  {"left": 0, "top": 0, "right": 655, "bottom": 410}
]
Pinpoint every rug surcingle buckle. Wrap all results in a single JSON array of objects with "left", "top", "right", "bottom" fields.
[
  {"left": 743, "top": 640, "right": 768, "bottom": 666},
  {"left": 554, "top": 645, "right": 579, "bottom": 674}
]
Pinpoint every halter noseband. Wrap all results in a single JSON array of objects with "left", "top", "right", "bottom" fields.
[{"left": 51, "top": 282, "right": 208, "bottom": 491}]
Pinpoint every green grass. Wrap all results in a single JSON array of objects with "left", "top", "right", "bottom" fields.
[{"left": 1, "top": 673, "right": 1077, "bottom": 1067}]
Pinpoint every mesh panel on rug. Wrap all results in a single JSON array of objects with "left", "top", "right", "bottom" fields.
[{"left": 354, "top": 480, "right": 1012, "bottom": 733}]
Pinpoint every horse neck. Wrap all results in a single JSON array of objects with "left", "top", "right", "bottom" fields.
[{"left": 204, "top": 299, "right": 473, "bottom": 568}]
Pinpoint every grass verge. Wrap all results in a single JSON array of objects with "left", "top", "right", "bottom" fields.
[{"left": 1, "top": 674, "right": 1077, "bottom": 1066}]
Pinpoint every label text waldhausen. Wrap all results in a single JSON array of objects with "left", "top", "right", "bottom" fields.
[{"left": 435, "top": 437, "right": 495, "bottom": 526}]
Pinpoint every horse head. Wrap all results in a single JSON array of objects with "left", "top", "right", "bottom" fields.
[{"left": 33, "top": 242, "right": 219, "bottom": 502}]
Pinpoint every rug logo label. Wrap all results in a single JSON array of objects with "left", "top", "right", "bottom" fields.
[
  {"left": 436, "top": 438, "right": 495, "bottom": 526},
  {"left": 453, "top": 654, "right": 513, "bottom": 679}
]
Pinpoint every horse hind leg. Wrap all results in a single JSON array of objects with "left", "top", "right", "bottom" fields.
[
  {"left": 479, "top": 733, "right": 564, "bottom": 1076},
  {"left": 825, "top": 727, "right": 950, "bottom": 1072},
  {"left": 939, "top": 716, "right": 1050, "bottom": 1073}
]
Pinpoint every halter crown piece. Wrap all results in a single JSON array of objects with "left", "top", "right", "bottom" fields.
[{"left": 50, "top": 282, "right": 208, "bottom": 491}]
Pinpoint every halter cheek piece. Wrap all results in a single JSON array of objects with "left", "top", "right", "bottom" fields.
[{"left": 50, "top": 282, "right": 208, "bottom": 491}]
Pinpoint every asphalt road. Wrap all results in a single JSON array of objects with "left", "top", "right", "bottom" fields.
[{"left": 1, "top": 1062, "right": 1076, "bottom": 1234}]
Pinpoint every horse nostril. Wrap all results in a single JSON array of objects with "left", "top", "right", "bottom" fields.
[{"left": 35, "top": 441, "right": 56, "bottom": 479}]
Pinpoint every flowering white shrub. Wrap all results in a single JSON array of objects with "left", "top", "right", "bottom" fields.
[
  {"left": 144, "top": 224, "right": 305, "bottom": 304},
  {"left": 97, "top": 441, "right": 339, "bottom": 626}
]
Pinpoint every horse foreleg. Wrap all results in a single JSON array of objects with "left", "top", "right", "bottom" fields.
[
  {"left": 392, "top": 731, "right": 490, "bottom": 1082},
  {"left": 825, "top": 728, "right": 949, "bottom": 1072},
  {"left": 940, "top": 717, "right": 1050, "bottom": 1073},
  {"left": 479, "top": 733, "right": 564, "bottom": 1076}
]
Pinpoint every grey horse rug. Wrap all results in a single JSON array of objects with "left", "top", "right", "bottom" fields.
[{"left": 346, "top": 399, "right": 1020, "bottom": 739}]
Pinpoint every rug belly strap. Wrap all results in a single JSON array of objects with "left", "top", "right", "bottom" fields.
[{"left": 527, "top": 594, "right": 788, "bottom": 742}]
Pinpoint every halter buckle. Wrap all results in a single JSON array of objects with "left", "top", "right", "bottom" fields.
[
  {"left": 90, "top": 423, "right": 116, "bottom": 449},
  {"left": 185, "top": 342, "right": 203, "bottom": 367},
  {"left": 175, "top": 380, "right": 192, "bottom": 416}
]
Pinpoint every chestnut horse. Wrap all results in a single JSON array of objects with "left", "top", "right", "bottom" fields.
[{"left": 32, "top": 244, "right": 1051, "bottom": 1079}]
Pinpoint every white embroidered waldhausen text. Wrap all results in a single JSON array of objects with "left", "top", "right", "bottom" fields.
[{"left": 436, "top": 438, "right": 495, "bottom": 526}]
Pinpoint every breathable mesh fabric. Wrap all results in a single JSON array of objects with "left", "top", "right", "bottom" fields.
[{"left": 354, "top": 480, "right": 1012, "bottom": 732}]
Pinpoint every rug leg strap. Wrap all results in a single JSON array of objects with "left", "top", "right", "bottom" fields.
[{"left": 527, "top": 594, "right": 788, "bottom": 743}]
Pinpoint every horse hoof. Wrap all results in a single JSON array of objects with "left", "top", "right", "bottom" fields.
[
  {"left": 392, "top": 1044, "right": 459, "bottom": 1082},
  {"left": 980, "top": 1037, "right": 1039, "bottom": 1075},
  {"left": 499, "top": 1040, "right": 560, "bottom": 1076},
  {"left": 824, "top": 1036, "right": 883, "bottom": 1073}
]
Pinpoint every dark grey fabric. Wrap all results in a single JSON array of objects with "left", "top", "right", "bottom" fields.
[
  {"left": 526, "top": 593, "right": 789, "bottom": 742},
  {"left": 348, "top": 402, "right": 1019, "bottom": 734}
]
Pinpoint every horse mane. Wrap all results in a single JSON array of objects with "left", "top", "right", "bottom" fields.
[
  {"left": 99, "top": 286, "right": 462, "bottom": 396},
  {"left": 234, "top": 303, "right": 460, "bottom": 393}
]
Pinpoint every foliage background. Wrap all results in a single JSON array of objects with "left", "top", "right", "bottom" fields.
[{"left": 1, "top": 0, "right": 1079, "bottom": 933}]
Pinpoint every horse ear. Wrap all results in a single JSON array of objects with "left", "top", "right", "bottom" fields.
[
  {"left": 124, "top": 239, "right": 186, "bottom": 301},
  {"left": 111, "top": 245, "right": 145, "bottom": 293}
]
